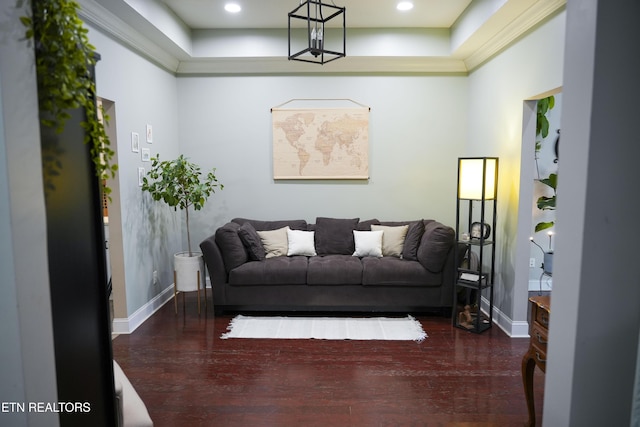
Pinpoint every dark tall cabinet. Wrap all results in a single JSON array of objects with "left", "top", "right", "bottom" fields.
[{"left": 40, "top": 80, "right": 116, "bottom": 424}]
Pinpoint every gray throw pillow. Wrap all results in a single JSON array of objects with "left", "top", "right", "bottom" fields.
[
  {"left": 357, "top": 218, "right": 380, "bottom": 231},
  {"left": 314, "top": 217, "right": 360, "bottom": 255},
  {"left": 403, "top": 220, "right": 425, "bottom": 261},
  {"left": 417, "top": 222, "right": 455, "bottom": 272},
  {"left": 238, "top": 222, "right": 266, "bottom": 261},
  {"left": 232, "top": 218, "right": 307, "bottom": 231},
  {"left": 214, "top": 222, "right": 248, "bottom": 273}
]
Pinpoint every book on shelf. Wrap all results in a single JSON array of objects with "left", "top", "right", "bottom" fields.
[
  {"left": 457, "top": 271, "right": 488, "bottom": 285},
  {"left": 460, "top": 272, "right": 480, "bottom": 282}
]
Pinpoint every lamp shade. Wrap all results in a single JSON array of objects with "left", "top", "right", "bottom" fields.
[{"left": 458, "top": 158, "right": 498, "bottom": 200}]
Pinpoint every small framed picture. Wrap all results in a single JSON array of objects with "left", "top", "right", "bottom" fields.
[
  {"left": 131, "top": 132, "right": 140, "bottom": 153},
  {"left": 146, "top": 124, "right": 153, "bottom": 143},
  {"left": 138, "top": 167, "right": 145, "bottom": 187},
  {"left": 141, "top": 148, "right": 151, "bottom": 162}
]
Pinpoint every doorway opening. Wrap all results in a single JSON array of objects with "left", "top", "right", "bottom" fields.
[{"left": 98, "top": 97, "right": 127, "bottom": 332}]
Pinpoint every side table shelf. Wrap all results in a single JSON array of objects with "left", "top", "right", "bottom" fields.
[
  {"left": 453, "top": 241, "right": 496, "bottom": 333},
  {"left": 452, "top": 157, "right": 498, "bottom": 334}
]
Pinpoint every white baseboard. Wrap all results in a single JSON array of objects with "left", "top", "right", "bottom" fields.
[
  {"left": 529, "top": 278, "right": 552, "bottom": 291},
  {"left": 112, "top": 284, "right": 174, "bottom": 335},
  {"left": 480, "top": 296, "right": 530, "bottom": 338},
  {"left": 112, "top": 277, "right": 211, "bottom": 335}
]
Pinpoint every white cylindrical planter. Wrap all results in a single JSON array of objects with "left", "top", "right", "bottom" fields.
[
  {"left": 174, "top": 251, "right": 207, "bottom": 314},
  {"left": 174, "top": 251, "right": 205, "bottom": 292}
]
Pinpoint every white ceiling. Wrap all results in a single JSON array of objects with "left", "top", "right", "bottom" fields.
[
  {"left": 160, "top": 0, "right": 473, "bottom": 29},
  {"left": 79, "top": 0, "right": 566, "bottom": 74}
]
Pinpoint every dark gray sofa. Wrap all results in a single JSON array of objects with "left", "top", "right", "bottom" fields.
[{"left": 200, "top": 217, "right": 456, "bottom": 315}]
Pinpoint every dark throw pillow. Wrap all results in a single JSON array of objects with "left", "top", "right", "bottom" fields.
[
  {"left": 238, "top": 222, "right": 266, "bottom": 261},
  {"left": 417, "top": 222, "right": 455, "bottom": 273},
  {"left": 314, "top": 217, "right": 360, "bottom": 255},
  {"left": 214, "top": 222, "right": 248, "bottom": 272}
]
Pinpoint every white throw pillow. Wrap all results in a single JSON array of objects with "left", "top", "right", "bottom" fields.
[
  {"left": 256, "top": 226, "right": 290, "bottom": 258},
  {"left": 287, "top": 229, "right": 317, "bottom": 256},
  {"left": 371, "top": 224, "right": 409, "bottom": 257},
  {"left": 352, "top": 230, "right": 384, "bottom": 257}
]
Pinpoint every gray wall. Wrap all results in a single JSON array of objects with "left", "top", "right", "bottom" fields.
[
  {"left": 88, "top": 24, "right": 183, "bottom": 317},
  {"left": 177, "top": 75, "right": 468, "bottom": 248},
  {"left": 466, "top": 10, "right": 566, "bottom": 332}
]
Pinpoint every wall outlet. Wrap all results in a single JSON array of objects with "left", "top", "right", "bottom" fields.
[
  {"left": 529, "top": 258, "right": 536, "bottom": 268},
  {"left": 152, "top": 270, "right": 158, "bottom": 284}
]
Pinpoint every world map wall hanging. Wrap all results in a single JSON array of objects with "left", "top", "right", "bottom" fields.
[{"left": 271, "top": 99, "right": 370, "bottom": 180}]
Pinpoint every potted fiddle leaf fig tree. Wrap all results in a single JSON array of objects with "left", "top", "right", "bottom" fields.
[{"left": 142, "top": 155, "right": 223, "bottom": 302}]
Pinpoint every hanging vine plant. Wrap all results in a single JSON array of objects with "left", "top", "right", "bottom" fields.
[{"left": 19, "top": 0, "right": 117, "bottom": 194}]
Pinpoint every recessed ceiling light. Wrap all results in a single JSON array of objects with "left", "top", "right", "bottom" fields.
[
  {"left": 224, "top": 3, "right": 241, "bottom": 13},
  {"left": 397, "top": 1, "right": 414, "bottom": 11}
]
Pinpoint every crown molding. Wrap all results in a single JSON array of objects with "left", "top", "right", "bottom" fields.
[
  {"left": 77, "top": 0, "right": 180, "bottom": 73},
  {"left": 176, "top": 56, "right": 468, "bottom": 75},
  {"left": 77, "top": 0, "right": 564, "bottom": 75},
  {"left": 463, "top": 0, "right": 566, "bottom": 71}
]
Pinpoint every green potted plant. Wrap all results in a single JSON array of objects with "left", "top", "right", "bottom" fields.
[
  {"left": 532, "top": 95, "right": 557, "bottom": 274},
  {"left": 534, "top": 95, "right": 557, "bottom": 234},
  {"left": 142, "top": 155, "right": 223, "bottom": 298}
]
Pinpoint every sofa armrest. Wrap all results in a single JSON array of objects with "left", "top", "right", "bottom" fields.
[{"left": 436, "top": 243, "right": 462, "bottom": 309}]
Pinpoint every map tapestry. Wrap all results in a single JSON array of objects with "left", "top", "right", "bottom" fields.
[{"left": 272, "top": 107, "right": 369, "bottom": 179}]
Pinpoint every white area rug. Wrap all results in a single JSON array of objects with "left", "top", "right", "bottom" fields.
[{"left": 220, "top": 315, "right": 427, "bottom": 342}]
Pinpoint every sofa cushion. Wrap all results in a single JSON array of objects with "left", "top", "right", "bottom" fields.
[
  {"left": 379, "top": 220, "right": 425, "bottom": 261},
  {"left": 232, "top": 218, "right": 307, "bottom": 231},
  {"left": 257, "top": 226, "right": 289, "bottom": 258},
  {"left": 371, "top": 224, "right": 409, "bottom": 257},
  {"left": 352, "top": 230, "right": 383, "bottom": 257},
  {"left": 229, "top": 256, "right": 309, "bottom": 285},
  {"left": 238, "top": 222, "right": 266, "bottom": 261},
  {"left": 215, "top": 222, "right": 248, "bottom": 273},
  {"left": 417, "top": 221, "right": 455, "bottom": 273},
  {"left": 361, "top": 257, "right": 442, "bottom": 287},
  {"left": 287, "top": 229, "right": 317, "bottom": 256},
  {"left": 307, "top": 255, "right": 363, "bottom": 285},
  {"left": 314, "top": 217, "right": 360, "bottom": 255}
]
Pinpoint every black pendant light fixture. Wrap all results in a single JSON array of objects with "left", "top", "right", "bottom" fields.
[{"left": 288, "top": 0, "right": 346, "bottom": 65}]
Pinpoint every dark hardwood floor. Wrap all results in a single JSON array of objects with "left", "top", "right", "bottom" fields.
[{"left": 112, "top": 295, "right": 544, "bottom": 426}]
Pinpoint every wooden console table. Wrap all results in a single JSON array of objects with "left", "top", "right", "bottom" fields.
[{"left": 522, "top": 295, "right": 550, "bottom": 427}]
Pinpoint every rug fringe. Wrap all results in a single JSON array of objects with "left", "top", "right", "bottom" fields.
[
  {"left": 407, "top": 315, "right": 427, "bottom": 343},
  {"left": 220, "top": 314, "right": 245, "bottom": 339}
]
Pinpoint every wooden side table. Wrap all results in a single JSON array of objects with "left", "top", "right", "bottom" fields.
[{"left": 522, "top": 295, "right": 550, "bottom": 427}]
